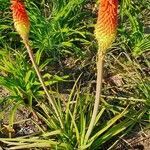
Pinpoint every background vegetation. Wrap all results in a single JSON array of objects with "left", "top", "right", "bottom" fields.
[{"left": 0, "top": 0, "right": 150, "bottom": 149}]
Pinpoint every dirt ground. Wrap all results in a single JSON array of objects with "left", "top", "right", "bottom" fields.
[{"left": 115, "top": 128, "right": 150, "bottom": 150}]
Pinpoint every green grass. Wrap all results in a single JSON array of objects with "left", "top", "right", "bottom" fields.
[{"left": 0, "top": 0, "right": 150, "bottom": 149}]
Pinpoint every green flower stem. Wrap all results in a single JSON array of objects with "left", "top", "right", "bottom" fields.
[
  {"left": 23, "top": 39, "right": 64, "bottom": 129},
  {"left": 85, "top": 50, "right": 105, "bottom": 143}
]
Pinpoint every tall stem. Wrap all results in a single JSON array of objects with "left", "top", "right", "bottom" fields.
[
  {"left": 85, "top": 50, "right": 105, "bottom": 143},
  {"left": 23, "top": 39, "right": 63, "bottom": 129}
]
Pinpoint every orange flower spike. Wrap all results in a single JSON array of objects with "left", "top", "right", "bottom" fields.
[
  {"left": 11, "top": 0, "right": 30, "bottom": 41},
  {"left": 95, "top": 0, "right": 118, "bottom": 52},
  {"left": 85, "top": 1, "right": 118, "bottom": 141}
]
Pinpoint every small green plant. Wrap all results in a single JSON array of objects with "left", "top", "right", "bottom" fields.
[
  {"left": 27, "top": 0, "right": 92, "bottom": 59},
  {"left": 119, "top": 0, "right": 150, "bottom": 56}
]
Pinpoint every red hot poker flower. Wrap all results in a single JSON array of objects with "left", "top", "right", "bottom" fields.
[
  {"left": 10, "top": 0, "right": 64, "bottom": 128},
  {"left": 95, "top": 0, "right": 118, "bottom": 52},
  {"left": 11, "top": 0, "right": 30, "bottom": 41},
  {"left": 85, "top": 0, "right": 118, "bottom": 141}
]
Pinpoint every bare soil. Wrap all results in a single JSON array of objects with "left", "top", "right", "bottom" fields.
[{"left": 115, "top": 128, "right": 150, "bottom": 150}]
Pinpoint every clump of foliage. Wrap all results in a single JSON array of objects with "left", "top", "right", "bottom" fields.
[{"left": 0, "top": 0, "right": 149, "bottom": 149}]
